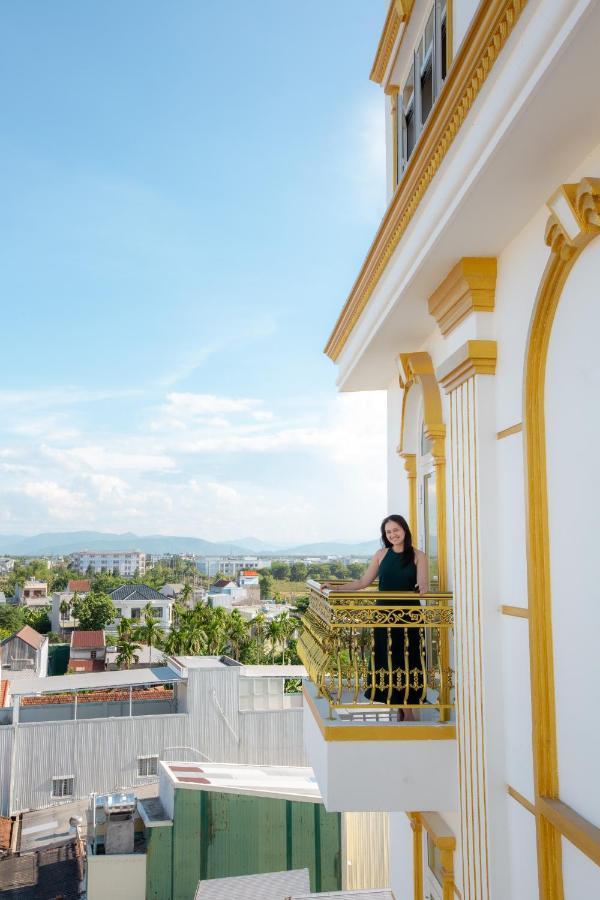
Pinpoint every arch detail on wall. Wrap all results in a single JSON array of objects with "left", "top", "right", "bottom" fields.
[
  {"left": 397, "top": 351, "right": 447, "bottom": 590},
  {"left": 524, "top": 176, "right": 600, "bottom": 900}
]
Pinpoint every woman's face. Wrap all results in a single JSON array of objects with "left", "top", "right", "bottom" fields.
[{"left": 385, "top": 520, "right": 406, "bottom": 547}]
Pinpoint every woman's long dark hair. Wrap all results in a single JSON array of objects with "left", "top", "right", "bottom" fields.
[{"left": 380, "top": 514, "right": 415, "bottom": 564}]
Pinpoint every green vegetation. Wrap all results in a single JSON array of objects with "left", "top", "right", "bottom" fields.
[{"left": 72, "top": 591, "right": 117, "bottom": 630}]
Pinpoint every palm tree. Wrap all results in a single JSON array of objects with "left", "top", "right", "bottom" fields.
[
  {"left": 267, "top": 618, "right": 283, "bottom": 663},
  {"left": 251, "top": 612, "right": 268, "bottom": 664},
  {"left": 117, "top": 617, "right": 133, "bottom": 641},
  {"left": 277, "top": 612, "right": 296, "bottom": 665},
  {"left": 226, "top": 611, "right": 248, "bottom": 661},
  {"left": 116, "top": 638, "right": 141, "bottom": 670},
  {"left": 136, "top": 610, "right": 163, "bottom": 656},
  {"left": 181, "top": 583, "right": 193, "bottom": 608},
  {"left": 172, "top": 600, "right": 187, "bottom": 629}
]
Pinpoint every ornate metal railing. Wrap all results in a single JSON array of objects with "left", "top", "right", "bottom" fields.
[{"left": 298, "top": 580, "right": 454, "bottom": 720}]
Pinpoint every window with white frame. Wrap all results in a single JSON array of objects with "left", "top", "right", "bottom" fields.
[
  {"left": 137, "top": 755, "right": 159, "bottom": 777},
  {"left": 397, "top": 0, "right": 448, "bottom": 180},
  {"left": 52, "top": 776, "right": 74, "bottom": 798}
]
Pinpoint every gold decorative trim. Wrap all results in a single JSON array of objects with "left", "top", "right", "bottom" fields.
[
  {"left": 428, "top": 257, "right": 497, "bottom": 336},
  {"left": 437, "top": 341, "right": 497, "bottom": 394},
  {"left": 410, "top": 813, "right": 424, "bottom": 900},
  {"left": 508, "top": 785, "right": 536, "bottom": 816},
  {"left": 524, "top": 176, "right": 600, "bottom": 899},
  {"left": 326, "top": 0, "right": 529, "bottom": 362},
  {"left": 398, "top": 352, "right": 448, "bottom": 591},
  {"left": 496, "top": 422, "right": 522, "bottom": 440},
  {"left": 303, "top": 686, "right": 456, "bottom": 742},
  {"left": 401, "top": 453, "right": 418, "bottom": 538},
  {"left": 370, "top": 0, "right": 415, "bottom": 85},
  {"left": 411, "top": 812, "right": 456, "bottom": 899},
  {"left": 500, "top": 605, "right": 529, "bottom": 619}
]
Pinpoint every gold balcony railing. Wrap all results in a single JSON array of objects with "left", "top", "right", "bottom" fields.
[{"left": 298, "top": 580, "right": 454, "bottom": 721}]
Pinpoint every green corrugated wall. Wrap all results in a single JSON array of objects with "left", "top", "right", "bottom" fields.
[
  {"left": 145, "top": 824, "right": 173, "bottom": 900},
  {"left": 154, "top": 788, "right": 341, "bottom": 900}
]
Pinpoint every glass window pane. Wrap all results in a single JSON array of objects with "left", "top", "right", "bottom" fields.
[
  {"left": 421, "top": 57, "right": 434, "bottom": 124},
  {"left": 402, "top": 61, "right": 414, "bottom": 112}
]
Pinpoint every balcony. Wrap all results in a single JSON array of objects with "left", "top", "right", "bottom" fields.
[{"left": 297, "top": 581, "right": 457, "bottom": 812}]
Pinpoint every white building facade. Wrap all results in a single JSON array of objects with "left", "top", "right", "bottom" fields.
[
  {"left": 299, "top": 2, "right": 600, "bottom": 899},
  {"left": 71, "top": 551, "right": 146, "bottom": 577}
]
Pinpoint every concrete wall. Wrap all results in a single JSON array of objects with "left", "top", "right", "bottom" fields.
[{"left": 87, "top": 851, "right": 146, "bottom": 900}]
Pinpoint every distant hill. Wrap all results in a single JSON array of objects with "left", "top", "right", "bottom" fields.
[{"left": 0, "top": 531, "right": 378, "bottom": 558}]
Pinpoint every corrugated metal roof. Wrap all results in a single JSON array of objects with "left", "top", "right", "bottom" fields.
[
  {"left": 9, "top": 665, "right": 181, "bottom": 695},
  {"left": 15, "top": 626, "right": 46, "bottom": 650},
  {"left": 239, "top": 665, "right": 306, "bottom": 678},
  {"left": 291, "top": 892, "right": 395, "bottom": 900},
  {"left": 195, "top": 869, "right": 310, "bottom": 900}
]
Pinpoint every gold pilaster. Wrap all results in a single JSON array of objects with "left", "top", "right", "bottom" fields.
[
  {"left": 410, "top": 813, "right": 424, "bottom": 900},
  {"left": 401, "top": 452, "right": 417, "bottom": 539}
]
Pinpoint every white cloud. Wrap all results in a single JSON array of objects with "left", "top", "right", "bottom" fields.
[
  {"left": 42, "top": 444, "right": 177, "bottom": 474},
  {"left": 22, "top": 480, "right": 90, "bottom": 519}
]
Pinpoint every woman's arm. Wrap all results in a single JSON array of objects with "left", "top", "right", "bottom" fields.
[
  {"left": 415, "top": 549, "right": 429, "bottom": 593},
  {"left": 323, "top": 550, "right": 384, "bottom": 592}
]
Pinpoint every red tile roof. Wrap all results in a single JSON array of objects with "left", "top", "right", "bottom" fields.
[
  {"left": 241, "top": 570, "right": 258, "bottom": 576},
  {"left": 67, "top": 659, "right": 106, "bottom": 673},
  {"left": 68, "top": 579, "right": 91, "bottom": 593},
  {"left": 16, "top": 625, "right": 46, "bottom": 650},
  {"left": 70, "top": 630, "right": 105, "bottom": 649}
]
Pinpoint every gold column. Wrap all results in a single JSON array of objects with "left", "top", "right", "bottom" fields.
[
  {"left": 410, "top": 813, "right": 424, "bottom": 900},
  {"left": 438, "top": 340, "right": 497, "bottom": 900},
  {"left": 401, "top": 452, "right": 417, "bottom": 538}
]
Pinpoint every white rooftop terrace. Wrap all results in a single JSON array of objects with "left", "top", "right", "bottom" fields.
[{"left": 160, "top": 761, "right": 320, "bottom": 802}]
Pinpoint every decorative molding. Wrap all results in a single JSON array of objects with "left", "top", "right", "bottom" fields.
[
  {"left": 409, "top": 813, "right": 425, "bottom": 900},
  {"left": 449, "top": 377, "right": 491, "bottom": 900},
  {"left": 500, "top": 605, "right": 529, "bottom": 619},
  {"left": 437, "top": 341, "right": 497, "bottom": 394},
  {"left": 398, "top": 352, "right": 447, "bottom": 593},
  {"left": 325, "top": 0, "right": 529, "bottom": 362},
  {"left": 401, "top": 452, "right": 418, "bottom": 539},
  {"left": 524, "top": 176, "right": 600, "bottom": 899},
  {"left": 428, "top": 258, "right": 497, "bottom": 336},
  {"left": 370, "top": 0, "right": 414, "bottom": 85},
  {"left": 496, "top": 422, "right": 522, "bottom": 440}
]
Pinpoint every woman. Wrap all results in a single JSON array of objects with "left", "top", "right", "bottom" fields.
[{"left": 323, "top": 514, "right": 428, "bottom": 720}]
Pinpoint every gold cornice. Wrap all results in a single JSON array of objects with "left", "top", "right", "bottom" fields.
[
  {"left": 428, "top": 257, "right": 497, "bottom": 336},
  {"left": 370, "top": 0, "right": 414, "bottom": 86},
  {"left": 437, "top": 340, "right": 497, "bottom": 394},
  {"left": 326, "top": 0, "right": 528, "bottom": 362}
]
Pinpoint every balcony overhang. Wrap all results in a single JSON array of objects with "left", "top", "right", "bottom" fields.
[
  {"left": 329, "top": 0, "right": 600, "bottom": 391},
  {"left": 303, "top": 683, "right": 457, "bottom": 812}
]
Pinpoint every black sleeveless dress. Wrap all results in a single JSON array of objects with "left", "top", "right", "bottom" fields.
[{"left": 366, "top": 548, "right": 426, "bottom": 705}]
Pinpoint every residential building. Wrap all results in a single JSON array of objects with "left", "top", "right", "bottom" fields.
[
  {"left": 238, "top": 569, "right": 260, "bottom": 586},
  {"left": 108, "top": 584, "right": 172, "bottom": 630},
  {"left": 50, "top": 583, "right": 91, "bottom": 634},
  {"left": 196, "top": 557, "right": 270, "bottom": 577},
  {"left": 298, "top": 2, "right": 600, "bottom": 899},
  {"left": 71, "top": 550, "right": 146, "bottom": 577},
  {"left": 14, "top": 579, "right": 48, "bottom": 607},
  {"left": 69, "top": 631, "right": 106, "bottom": 673},
  {"left": 158, "top": 582, "right": 184, "bottom": 599},
  {"left": 0, "top": 658, "right": 306, "bottom": 816},
  {"left": 0, "top": 558, "right": 15, "bottom": 574},
  {"left": 0, "top": 626, "right": 48, "bottom": 676}
]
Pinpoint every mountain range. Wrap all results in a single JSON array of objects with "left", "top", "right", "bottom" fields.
[{"left": 0, "top": 531, "right": 378, "bottom": 558}]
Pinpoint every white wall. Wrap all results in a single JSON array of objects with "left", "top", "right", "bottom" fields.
[
  {"left": 545, "top": 239, "right": 600, "bottom": 831},
  {"left": 386, "top": 381, "right": 409, "bottom": 516},
  {"left": 389, "top": 812, "right": 414, "bottom": 900}
]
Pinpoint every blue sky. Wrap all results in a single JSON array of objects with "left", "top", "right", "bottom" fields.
[{"left": 0, "top": 1, "right": 389, "bottom": 544}]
